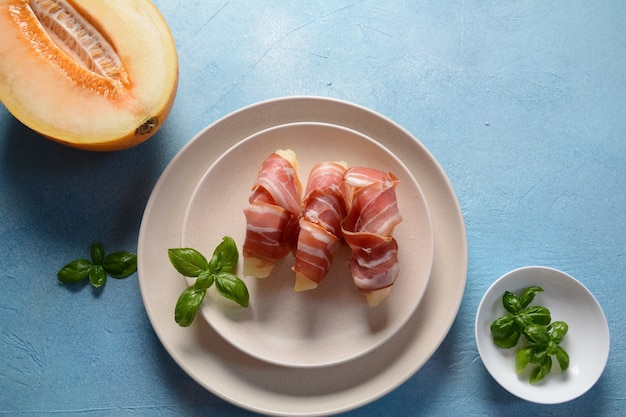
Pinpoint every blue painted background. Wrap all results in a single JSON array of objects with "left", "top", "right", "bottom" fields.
[{"left": 1, "top": 1, "right": 624, "bottom": 416}]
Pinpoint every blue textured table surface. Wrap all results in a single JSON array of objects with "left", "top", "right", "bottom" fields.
[{"left": 1, "top": 1, "right": 624, "bottom": 416}]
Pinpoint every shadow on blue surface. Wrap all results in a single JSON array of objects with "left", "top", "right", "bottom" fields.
[{"left": 1, "top": 115, "right": 167, "bottom": 251}]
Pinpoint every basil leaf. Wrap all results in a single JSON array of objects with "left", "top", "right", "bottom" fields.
[
  {"left": 556, "top": 346, "right": 570, "bottom": 371},
  {"left": 516, "top": 346, "right": 533, "bottom": 374},
  {"left": 209, "top": 236, "right": 239, "bottom": 274},
  {"left": 530, "top": 356, "right": 552, "bottom": 384},
  {"left": 90, "top": 243, "right": 105, "bottom": 265},
  {"left": 522, "top": 324, "right": 550, "bottom": 344},
  {"left": 89, "top": 265, "right": 107, "bottom": 288},
  {"left": 515, "top": 313, "right": 535, "bottom": 332},
  {"left": 548, "top": 321, "right": 568, "bottom": 343},
  {"left": 523, "top": 305, "right": 551, "bottom": 325},
  {"left": 102, "top": 251, "right": 137, "bottom": 278},
  {"left": 195, "top": 269, "right": 215, "bottom": 291},
  {"left": 215, "top": 272, "right": 249, "bottom": 307},
  {"left": 518, "top": 286, "right": 543, "bottom": 309},
  {"left": 490, "top": 316, "right": 516, "bottom": 339},
  {"left": 529, "top": 345, "right": 547, "bottom": 364},
  {"left": 57, "top": 259, "right": 93, "bottom": 284},
  {"left": 168, "top": 248, "right": 209, "bottom": 277},
  {"left": 493, "top": 330, "right": 521, "bottom": 349},
  {"left": 174, "top": 285, "right": 206, "bottom": 327},
  {"left": 502, "top": 291, "right": 521, "bottom": 314}
]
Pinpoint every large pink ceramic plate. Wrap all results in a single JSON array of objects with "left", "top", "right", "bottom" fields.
[
  {"left": 182, "top": 122, "right": 434, "bottom": 368},
  {"left": 138, "top": 96, "right": 467, "bottom": 416}
]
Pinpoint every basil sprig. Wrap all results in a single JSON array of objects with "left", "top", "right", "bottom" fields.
[
  {"left": 490, "top": 286, "right": 550, "bottom": 348},
  {"left": 516, "top": 321, "right": 570, "bottom": 384},
  {"left": 168, "top": 236, "right": 249, "bottom": 327},
  {"left": 490, "top": 286, "right": 570, "bottom": 384},
  {"left": 57, "top": 243, "right": 137, "bottom": 288}
]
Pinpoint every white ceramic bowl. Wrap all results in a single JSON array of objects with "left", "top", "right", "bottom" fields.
[{"left": 475, "top": 266, "right": 610, "bottom": 404}]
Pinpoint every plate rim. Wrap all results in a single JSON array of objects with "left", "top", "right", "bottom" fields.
[
  {"left": 137, "top": 95, "right": 468, "bottom": 416},
  {"left": 181, "top": 120, "right": 435, "bottom": 368}
]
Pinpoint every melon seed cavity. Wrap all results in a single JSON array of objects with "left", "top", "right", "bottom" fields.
[{"left": 9, "top": 0, "right": 130, "bottom": 97}]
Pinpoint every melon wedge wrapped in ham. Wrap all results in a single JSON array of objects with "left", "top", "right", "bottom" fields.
[
  {"left": 243, "top": 149, "right": 302, "bottom": 278},
  {"left": 341, "top": 167, "right": 402, "bottom": 306},
  {"left": 293, "top": 161, "right": 348, "bottom": 291}
]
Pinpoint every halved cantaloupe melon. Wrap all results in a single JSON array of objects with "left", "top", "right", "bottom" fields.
[{"left": 0, "top": 0, "right": 178, "bottom": 151}]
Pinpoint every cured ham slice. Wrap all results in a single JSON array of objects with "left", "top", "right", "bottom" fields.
[
  {"left": 342, "top": 167, "right": 402, "bottom": 306},
  {"left": 243, "top": 149, "right": 302, "bottom": 278},
  {"left": 293, "top": 161, "right": 347, "bottom": 291}
]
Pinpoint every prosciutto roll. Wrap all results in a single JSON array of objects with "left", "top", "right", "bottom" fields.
[
  {"left": 341, "top": 167, "right": 402, "bottom": 306},
  {"left": 293, "top": 161, "right": 347, "bottom": 291},
  {"left": 243, "top": 149, "right": 302, "bottom": 278}
]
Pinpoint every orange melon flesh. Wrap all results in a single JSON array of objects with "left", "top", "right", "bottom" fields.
[{"left": 0, "top": 0, "right": 178, "bottom": 151}]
